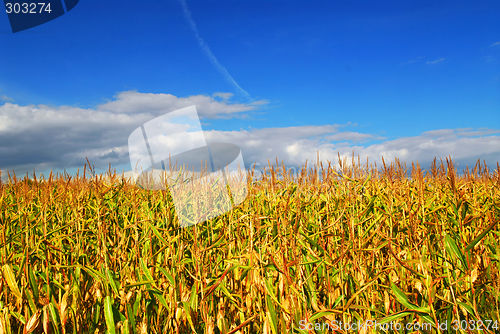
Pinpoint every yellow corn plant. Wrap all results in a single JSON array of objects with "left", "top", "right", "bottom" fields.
[{"left": 0, "top": 155, "right": 498, "bottom": 333}]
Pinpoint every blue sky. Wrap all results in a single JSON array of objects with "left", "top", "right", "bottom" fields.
[{"left": 0, "top": 0, "right": 499, "bottom": 179}]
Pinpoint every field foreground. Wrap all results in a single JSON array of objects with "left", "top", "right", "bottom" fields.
[{"left": 0, "top": 157, "right": 499, "bottom": 333}]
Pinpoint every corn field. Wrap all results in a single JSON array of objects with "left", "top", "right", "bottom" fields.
[{"left": 0, "top": 155, "right": 499, "bottom": 333}]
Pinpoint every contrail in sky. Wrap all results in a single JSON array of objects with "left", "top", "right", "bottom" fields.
[{"left": 179, "top": 0, "right": 251, "bottom": 99}]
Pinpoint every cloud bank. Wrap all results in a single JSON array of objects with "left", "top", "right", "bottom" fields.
[
  {"left": 204, "top": 127, "right": 500, "bottom": 173},
  {"left": 0, "top": 91, "right": 499, "bottom": 180},
  {"left": 0, "top": 91, "right": 264, "bottom": 178}
]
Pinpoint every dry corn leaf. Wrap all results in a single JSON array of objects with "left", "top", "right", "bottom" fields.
[
  {"left": 24, "top": 309, "right": 41, "bottom": 334},
  {"left": 2, "top": 265, "right": 22, "bottom": 301},
  {"left": 470, "top": 267, "right": 478, "bottom": 283}
]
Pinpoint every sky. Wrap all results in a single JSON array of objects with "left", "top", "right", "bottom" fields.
[{"left": 0, "top": 0, "right": 499, "bottom": 181}]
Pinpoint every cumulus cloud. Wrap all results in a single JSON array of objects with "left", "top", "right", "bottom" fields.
[
  {"left": 204, "top": 127, "right": 500, "bottom": 173},
  {"left": 98, "top": 91, "right": 265, "bottom": 118},
  {"left": 0, "top": 102, "right": 145, "bottom": 175},
  {"left": 0, "top": 91, "right": 265, "bottom": 178}
]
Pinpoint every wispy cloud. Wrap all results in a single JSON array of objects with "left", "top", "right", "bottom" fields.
[
  {"left": 483, "top": 55, "right": 496, "bottom": 63},
  {"left": 0, "top": 94, "right": 14, "bottom": 102},
  {"left": 399, "top": 56, "right": 424, "bottom": 65},
  {"left": 426, "top": 58, "right": 445, "bottom": 65},
  {"left": 490, "top": 41, "right": 500, "bottom": 47},
  {"left": 400, "top": 56, "right": 447, "bottom": 66},
  {"left": 178, "top": 0, "right": 250, "bottom": 99}
]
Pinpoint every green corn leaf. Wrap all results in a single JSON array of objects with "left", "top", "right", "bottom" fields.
[
  {"left": 419, "top": 314, "right": 436, "bottom": 327},
  {"left": 378, "top": 311, "right": 412, "bottom": 324},
  {"left": 124, "top": 280, "right": 156, "bottom": 288},
  {"left": 133, "top": 291, "right": 142, "bottom": 318},
  {"left": 28, "top": 265, "right": 39, "bottom": 303},
  {"left": 457, "top": 302, "right": 477, "bottom": 320},
  {"left": 390, "top": 282, "right": 430, "bottom": 313},
  {"left": 104, "top": 296, "right": 116, "bottom": 334},
  {"left": 146, "top": 221, "right": 168, "bottom": 245},
  {"left": 48, "top": 302, "right": 61, "bottom": 334},
  {"left": 93, "top": 301, "right": 101, "bottom": 329},
  {"left": 445, "top": 235, "right": 468, "bottom": 270},
  {"left": 78, "top": 265, "right": 107, "bottom": 282},
  {"left": 24, "top": 289, "right": 37, "bottom": 315},
  {"left": 126, "top": 303, "right": 137, "bottom": 334},
  {"left": 106, "top": 268, "right": 119, "bottom": 296},
  {"left": 8, "top": 310, "right": 25, "bottom": 325},
  {"left": 465, "top": 219, "right": 499, "bottom": 253},
  {"left": 310, "top": 310, "right": 340, "bottom": 322},
  {"left": 292, "top": 326, "right": 309, "bottom": 334},
  {"left": 147, "top": 288, "right": 169, "bottom": 309},
  {"left": 139, "top": 258, "right": 154, "bottom": 282},
  {"left": 121, "top": 319, "right": 130, "bottom": 334},
  {"left": 266, "top": 295, "right": 279, "bottom": 334},
  {"left": 157, "top": 267, "right": 175, "bottom": 287},
  {"left": 182, "top": 302, "right": 197, "bottom": 333},
  {"left": 189, "top": 283, "right": 198, "bottom": 311},
  {"left": 264, "top": 276, "right": 286, "bottom": 311}
]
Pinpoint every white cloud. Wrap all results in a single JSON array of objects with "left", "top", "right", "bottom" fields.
[
  {"left": 426, "top": 58, "right": 445, "bottom": 65},
  {"left": 204, "top": 127, "right": 500, "bottom": 173},
  {"left": 456, "top": 129, "right": 500, "bottom": 137},
  {"left": 213, "top": 92, "right": 233, "bottom": 100},
  {"left": 97, "top": 91, "right": 265, "bottom": 118},
  {"left": 324, "top": 132, "right": 379, "bottom": 142},
  {"left": 422, "top": 129, "right": 456, "bottom": 138},
  {"left": 489, "top": 41, "right": 500, "bottom": 47},
  {"left": 1, "top": 93, "right": 499, "bottom": 179},
  {"left": 0, "top": 91, "right": 265, "bottom": 178}
]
